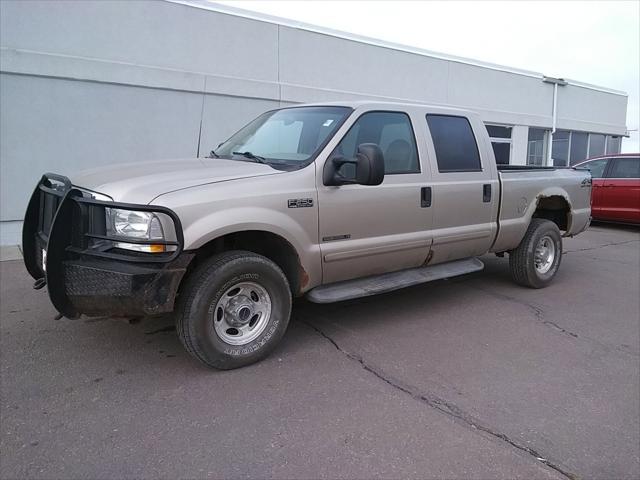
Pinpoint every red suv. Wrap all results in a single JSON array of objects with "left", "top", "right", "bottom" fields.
[{"left": 575, "top": 154, "right": 640, "bottom": 224}]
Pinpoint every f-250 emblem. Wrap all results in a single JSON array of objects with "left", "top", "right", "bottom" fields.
[{"left": 288, "top": 198, "right": 314, "bottom": 208}]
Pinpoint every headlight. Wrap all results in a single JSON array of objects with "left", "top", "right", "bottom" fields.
[
  {"left": 106, "top": 208, "right": 176, "bottom": 253},
  {"left": 110, "top": 210, "right": 163, "bottom": 239}
]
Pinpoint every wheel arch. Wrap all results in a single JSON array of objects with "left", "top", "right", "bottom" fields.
[
  {"left": 182, "top": 229, "right": 310, "bottom": 297},
  {"left": 492, "top": 188, "right": 575, "bottom": 253},
  {"left": 531, "top": 192, "right": 572, "bottom": 233}
]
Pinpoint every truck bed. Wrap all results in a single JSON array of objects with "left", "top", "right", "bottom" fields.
[{"left": 491, "top": 166, "right": 592, "bottom": 252}]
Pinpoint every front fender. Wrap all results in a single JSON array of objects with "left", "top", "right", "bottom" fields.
[{"left": 179, "top": 206, "right": 322, "bottom": 287}]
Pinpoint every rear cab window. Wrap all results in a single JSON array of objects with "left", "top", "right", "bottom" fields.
[{"left": 426, "top": 115, "right": 482, "bottom": 172}]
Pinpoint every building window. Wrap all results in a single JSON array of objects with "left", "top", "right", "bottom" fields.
[
  {"left": 486, "top": 125, "right": 512, "bottom": 139},
  {"left": 606, "top": 136, "right": 621, "bottom": 155},
  {"left": 569, "top": 132, "right": 589, "bottom": 165},
  {"left": 551, "top": 130, "right": 570, "bottom": 166},
  {"left": 588, "top": 133, "right": 606, "bottom": 158},
  {"left": 527, "top": 128, "right": 548, "bottom": 165},
  {"left": 486, "top": 124, "right": 512, "bottom": 165},
  {"left": 427, "top": 115, "right": 481, "bottom": 172}
]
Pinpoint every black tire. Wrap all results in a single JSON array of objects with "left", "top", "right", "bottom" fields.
[
  {"left": 509, "top": 219, "right": 563, "bottom": 288},
  {"left": 175, "top": 250, "right": 292, "bottom": 369}
]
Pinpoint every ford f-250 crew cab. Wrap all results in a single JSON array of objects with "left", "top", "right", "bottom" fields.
[{"left": 23, "top": 101, "right": 592, "bottom": 369}]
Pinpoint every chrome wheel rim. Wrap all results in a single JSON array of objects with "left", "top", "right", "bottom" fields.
[
  {"left": 534, "top": 235, "right": 556, "bottom": 274},
  {"left": 213, "top": 281, "right": 272, "bottom": 346}
]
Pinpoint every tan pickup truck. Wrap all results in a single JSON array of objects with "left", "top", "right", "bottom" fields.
[{"left": 23, "top": 101, "right": 592, "bottom": 369}]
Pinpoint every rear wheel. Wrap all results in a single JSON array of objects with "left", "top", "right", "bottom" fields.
[
  {"left": 509, "top": 219, "right": 563, "bottom": 288},
  {"left": 176, "top": 251, "right": 292, "bottom": 369}
]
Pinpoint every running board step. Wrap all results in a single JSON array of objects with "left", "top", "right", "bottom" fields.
[{"left": 306, "top": 257, "right": 484, "bottom": 304}]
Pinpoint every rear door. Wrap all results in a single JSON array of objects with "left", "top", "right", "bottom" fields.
[
  {"left": 579, "top": 158, "right": 610, "bottom": 219},
  {"left": 316, "top": 109, "right": 433, "bottom": 284},
  {"left": 602, "top": 157, "right": 640, "bottom": 222},
  {"left": 423, "top": 113, "right": 499, "bottom": 264}
]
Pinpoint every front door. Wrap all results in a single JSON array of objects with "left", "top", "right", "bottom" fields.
[{"left": 316, "top": 110, "right": 433, "bottom": 284}]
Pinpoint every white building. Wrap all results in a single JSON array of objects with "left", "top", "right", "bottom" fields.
[{"left": 0, "top": 0, "right": 628, "bottom": 245}]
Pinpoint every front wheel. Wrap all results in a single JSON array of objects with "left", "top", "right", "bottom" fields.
[
  {"left": 509, "top": 219, "right": 563, "bottom": 288},
  {"left": 175, "top": 251, "right": 292, "bottom": 369}
]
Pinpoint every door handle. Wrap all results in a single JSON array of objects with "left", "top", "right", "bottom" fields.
[
  {"left": 483, "top": 184, "right": 492, "bottom": 203},
  {"left": 421, "top": 186, "right": 432, "bottom": 208}
]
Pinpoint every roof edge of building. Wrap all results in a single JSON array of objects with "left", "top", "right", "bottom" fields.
[{"left": 165, "top": 0, "right": 628, "bottom": 98}]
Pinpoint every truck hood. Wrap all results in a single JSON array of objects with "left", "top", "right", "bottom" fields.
[{"left": 69, "top": 158, "right": 282, "bottom": 204}]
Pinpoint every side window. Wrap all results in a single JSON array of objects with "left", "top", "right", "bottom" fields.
[
  {"left": 582, "top": 159, "right": 608, "bottom": 178},
  {"left": 426, "top": 115, "right": 482, "bottom": 172},
  {"left": 331, "top": 111, "right": 419, "bottom": 176},
  {"left": 609, "top": 158, "right": 640, "bottom": 179}
]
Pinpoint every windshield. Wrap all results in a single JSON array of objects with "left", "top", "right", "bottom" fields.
[{"left": 214, "top": 106, "right": 352, "bottom": 166}]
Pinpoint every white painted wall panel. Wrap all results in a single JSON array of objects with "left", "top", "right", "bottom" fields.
[
  {"left": 278, "top": 26, "right": 449, "bottom": 103},
  {"left": 0, "top": 0, "right": 279, "bottom": 82},
  {"left": 557, "top": 85, "right": 629, "bottom": 134},
  {"left": 0, "top": 74, "right": 203, "bottom": 221},
  {"left": 447, "top": 62, "right": 552, "bottom": 124},
  {"left": 510, "top": 126, "right": 529, "bottom": 166}
]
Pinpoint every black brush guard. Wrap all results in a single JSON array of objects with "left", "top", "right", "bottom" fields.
[{"left": 23, "top": 174, "right": 193, "bottom": 319}]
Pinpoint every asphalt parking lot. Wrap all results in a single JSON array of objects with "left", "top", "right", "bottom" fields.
[{"left": 1, "top": 223, "right": 638, "bottom": 480}]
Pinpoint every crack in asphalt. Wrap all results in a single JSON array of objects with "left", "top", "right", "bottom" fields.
[
  {"left": 470, "top": 286, "right": 580, "bottom": 340},
  {"left": 468, "top": 285, "right": 639, "bottom": 358},
  {"left": 144, "top": 325, "right": 176, "bottom": 335},
  {"left": 300, "top": 318, "right": 579, "bottom": 480},
  {"left": 564, "top": 239, "right": 639, "bottom": 254}
]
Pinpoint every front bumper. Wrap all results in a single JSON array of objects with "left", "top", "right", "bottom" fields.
[
  {"left": 60, "top": 255, "right": 192, "bottom": 317},
  {"left": 22, "top": 174, "right": 193, "bottom": 318}
]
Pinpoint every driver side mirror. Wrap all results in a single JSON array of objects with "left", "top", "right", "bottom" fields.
[{"left": 323, "top": 143, "right": 385, "bottom": 186}]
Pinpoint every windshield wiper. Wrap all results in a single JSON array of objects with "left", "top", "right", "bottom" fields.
[
  {"left": 232, "top": 151, "right": 267, "bottom": 163},
  {"left": 208, "top": 150, "right": 219, "bottom": 158}
]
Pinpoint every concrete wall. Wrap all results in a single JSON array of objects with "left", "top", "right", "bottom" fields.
[{"left": 0, "top": 0, "right": 628, "bottom": 244}]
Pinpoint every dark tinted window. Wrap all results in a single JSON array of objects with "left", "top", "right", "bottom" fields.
[
  {"left": 588, "top": 134, "right": 605, "bottom": 158},
  {"left": 491, "top": 142, "right": 510, "bottom": 165},
  {"left": 606, "top": 136, "right": 622, "bottom": 154},
  {"left": 427, "top": 115, "right": 481, "bottom": 172},
  {"left": 581, "top": 159, "right": 608, "bottom": 178},
  {"left": 552, "top": 130, "right": 570, "bottom": 166},
  {"left": 569, "top": 132, "right": 589, "bottom": 165},
  {"left": 486, "top": 125, "right": 511, "bottom": 139},
  {"left": 333, "top": 111, "right": 419, "bottom": 175},
  {"left": 609, "top": 158, "right": 640, "bottom": 179}
]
